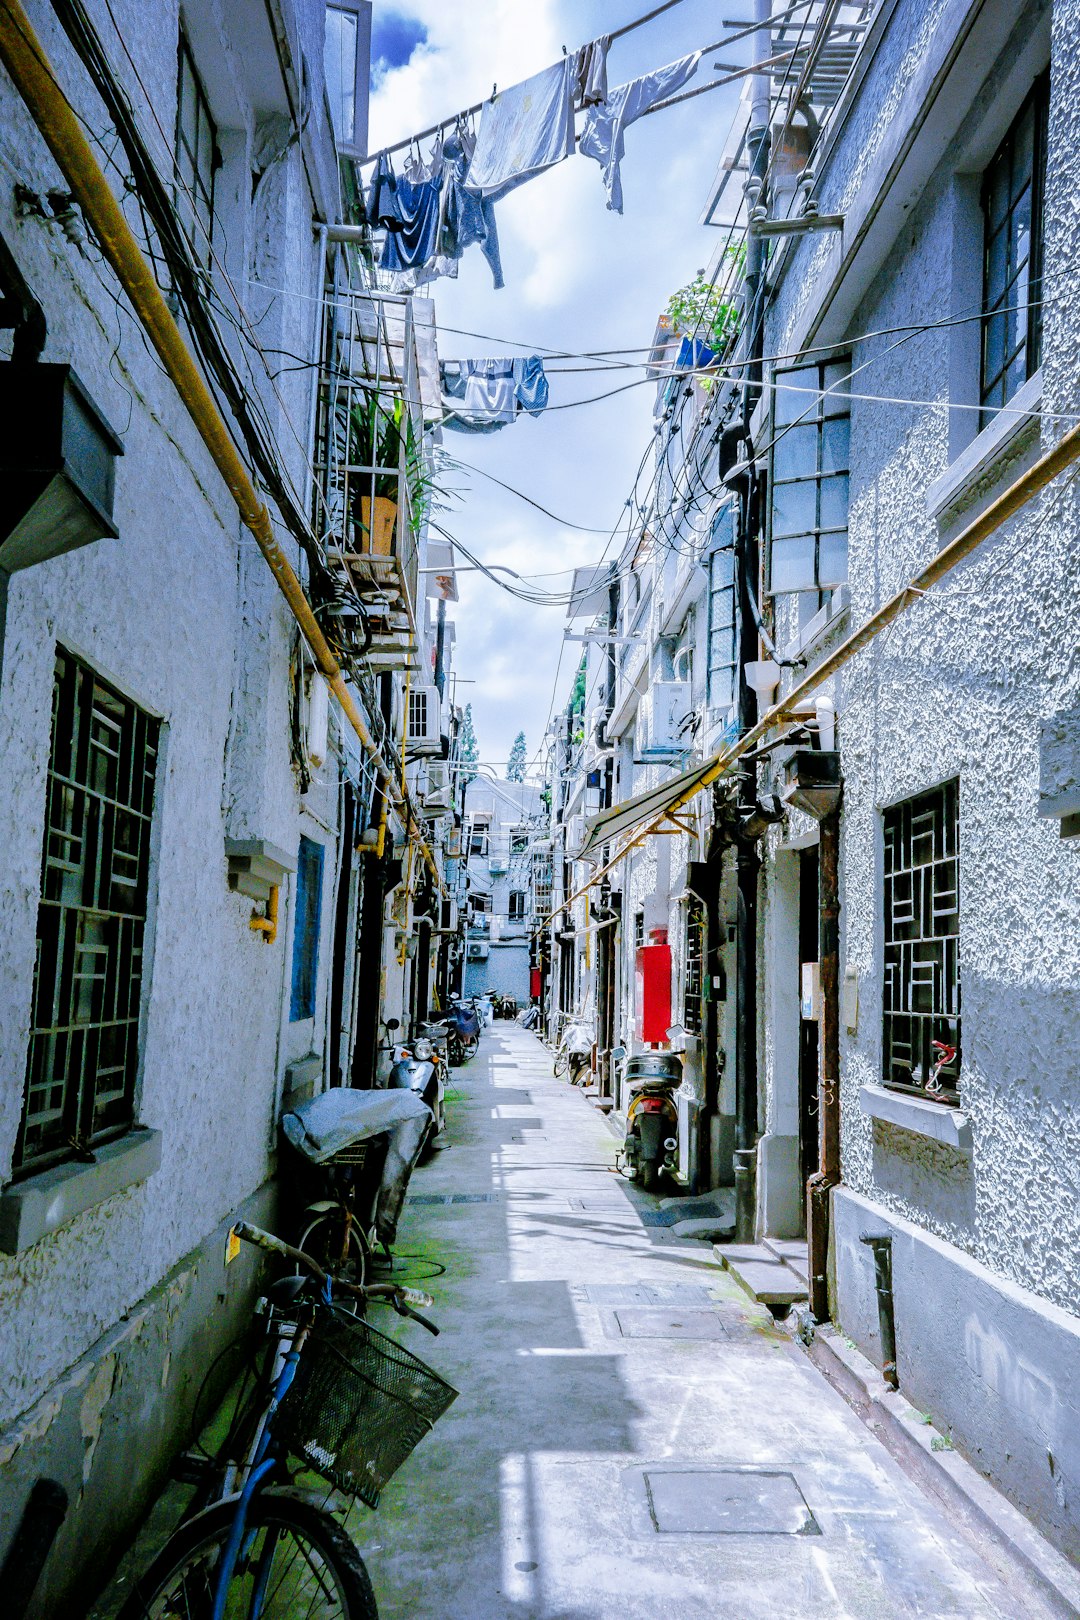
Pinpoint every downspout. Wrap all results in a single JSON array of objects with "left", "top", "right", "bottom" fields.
[
  {"left": 0, "top": 2, "right": 442, "bottom": 886},
  {"left": 807, "top": 805, "right": 841, "bottom": 1317},
  {"left": 732, "top": 0, "right": 772, "bottom": 1243}
]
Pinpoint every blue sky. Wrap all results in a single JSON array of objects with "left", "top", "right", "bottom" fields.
[
  {"left": 367, "top": 1, "right": 746, "bottom": 773},
  {"left": 370, "top": 9, "right": 427, "bottom": 82}
]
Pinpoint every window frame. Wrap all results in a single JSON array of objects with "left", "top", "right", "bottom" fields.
[
  {"left": 16, "top": 649, "right": 160, "bottom": 1178},
  {"left": 706, "top": 504, "right": 738, "bottom": 723},
  {"left": 882, "top": 778, "right": 961, "bottom": 1105},
  {"left": 290, "top": 836, "right": 325, "bottom": 1024},
  {"left": 508, "top": 890, "right": 527, "bottom": 923},
  {"left": 324, "top": 0, "right": 371, "bottom": 157},
  {"left": 683, "top": 899, "right": 705, "bottom": 1036},
  {"left": 175, "top": 29, "right": 220, "bottom": 273},
  {"left": 767, "top": 357, "right": 851, "bottom": 600},
  {"left": 979, "top": 71, "right": 1049, "bottom": 418}
]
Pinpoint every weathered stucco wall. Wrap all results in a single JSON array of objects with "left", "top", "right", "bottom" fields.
[
  {"left": 757, "top": 0, "right": 1080, "bottom": 1554},
  {"left": 0, "top": 0, "right": 346, "bottom": 1599}
]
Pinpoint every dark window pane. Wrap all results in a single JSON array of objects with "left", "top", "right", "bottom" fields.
[
  {"left": 773, "top": 366, "right": 818, "bottom": 425},
  {"left": 820, "top": 415, "right": 849, "bottom": 473},
  {"left": 771, "top": 536, "right": 817, "bottom": 593},
  {"left": 290, "top": 836, "right": 324, "bottom": 1022},
  {"left": 819, "top": 474, "right": 849, "bottom": 532},
  {"left": 981, "top": 75, "right": 1048, "bottom": 411},
  {"left": 818, "top": 531, "right": 848, "bottom": 588},
  {"left": 772, "top": 424, "right": 820, "bottom": 482},
  {"left": 772, "top": 481, "right": 818, "bottom": 538}
]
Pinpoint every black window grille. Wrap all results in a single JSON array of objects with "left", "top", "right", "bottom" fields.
[
  {"left": 17, "top": 651, "right": 159, "bottom": 1176},
  {"left": 508, "top": 891, "right": 526, "bottom": 922},
  {"left": 175, "top": 32, "right": 219, "bottom": 272},
  {"left": 768, "top": 359, "right": 850, "bottom": 597},
  {"left": 683, "top": 900, "right": 705, "bottom": 1035},
  {"left": 981, "top": 73, "right": 1049, "bottom": 417},
  {"left": 883, "top": 780, "right": 961, "bottom": 1103},
  {"left": 633, "top": 911, "right": 645, "bottom": 949}
]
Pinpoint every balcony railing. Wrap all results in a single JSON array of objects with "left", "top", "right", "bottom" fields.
[{"left": 313, "top": 285, "right": 429, "bottom": 671}]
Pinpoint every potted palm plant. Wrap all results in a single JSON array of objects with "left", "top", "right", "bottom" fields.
[{"left": 348, "top": 391, "right": 402, "bottom": 556}]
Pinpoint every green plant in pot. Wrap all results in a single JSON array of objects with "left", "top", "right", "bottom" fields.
[{"left": 347, "top": 390, "right": 403, "bottom": 555}]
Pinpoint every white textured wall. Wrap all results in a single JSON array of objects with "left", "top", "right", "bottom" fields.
[{"left": 0, "top": 0, "right": 337, "bottom": 1427}]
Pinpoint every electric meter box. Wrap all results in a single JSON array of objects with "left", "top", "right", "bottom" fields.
[{"left": 635, "top": 943, "right": 672, "bottom": 1045}]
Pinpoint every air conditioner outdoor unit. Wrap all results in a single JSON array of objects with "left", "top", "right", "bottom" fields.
[
  {"left": 638, "top": 681, "right": 691, "bottom": 755},
  {"left": 564, "top": 814, "right": 586, "bottom": 856},
  {"left": 467, "top": 940, "right": 489, "bottom": 960},
  {"left": 423, "top": 760, "right": 451, "bottom": 812},
  {"left": 407, "top": 684, "right": 442, "bottom": 755}
]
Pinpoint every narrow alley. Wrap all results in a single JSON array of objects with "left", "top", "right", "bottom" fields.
[{"left": 349, "top": 1025, "right": 1042, "bottom": 1620}]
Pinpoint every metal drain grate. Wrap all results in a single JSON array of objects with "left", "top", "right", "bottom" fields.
[
  {"left": 405, "top": 1193, "right": 501, "bottom": 1206},
  {"left": 644, "top": 1469, "right": 820, "bottom": 1536}
]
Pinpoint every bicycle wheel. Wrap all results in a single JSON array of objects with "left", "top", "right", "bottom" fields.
[
  {"left": 118, "top": 1490, "right": 378, "bottom": 1618},
  {"left": 300, "top": 1208, "right": 371, "bottom": 1297},
  {"left": 553, "top": 1049, "right": 568, "bottom": 1078}
]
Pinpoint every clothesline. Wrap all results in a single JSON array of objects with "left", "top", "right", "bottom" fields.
[{"left": 359, "top": 1, "right": 814, "bottom": 172}]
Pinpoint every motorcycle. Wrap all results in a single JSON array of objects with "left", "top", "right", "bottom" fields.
[
  {"left": 385, "top": 1018, "right": 445, "bottom": 1144},
  {"left": 622, "top": 1052, "right": 681, "bottom": 1193}
]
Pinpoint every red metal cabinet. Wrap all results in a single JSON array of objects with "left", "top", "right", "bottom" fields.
[{"left": 635, "top": 943, "right": 672, "bottom": 1044}]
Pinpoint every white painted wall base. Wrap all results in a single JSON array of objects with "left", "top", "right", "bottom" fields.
[
  {"left": 758, "top": 1133, "right": 804, "bottom": 1238},
  {"left": 833, "top": 1186, "right": 1080, "bottom": 1562}
]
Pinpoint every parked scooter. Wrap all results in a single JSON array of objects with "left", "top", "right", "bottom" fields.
[
  {"left": 385, "top": 1018, "right": 444, "bottom": 1144},
  {"left": 622, "top": 1052, "right": 681, "bottom": 1192},
  {"left": 444, "top": 997, "right": 481, "bottom": 1065}
]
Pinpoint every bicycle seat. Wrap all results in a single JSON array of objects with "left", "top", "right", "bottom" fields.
[{"left": 266, "top": 1274, "right": 308, "bottom": 1308}]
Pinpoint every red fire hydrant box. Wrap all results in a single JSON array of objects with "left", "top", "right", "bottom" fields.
[{"left": 635, "top": 943, "right": 672, "bottom": 1045}]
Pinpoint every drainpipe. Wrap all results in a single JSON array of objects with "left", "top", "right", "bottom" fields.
[
  {"left": 807, "top": 806, "right": 841, "bottom": 1317},
  {"left": 732, "top": 0, "right": 772, "bottom": 1243},
  {"left": 860, "top": 1233, "right": 898, "bottom": 1388},
  {"left": 0, "top": 2, "right": 443, "bottom": 886}
]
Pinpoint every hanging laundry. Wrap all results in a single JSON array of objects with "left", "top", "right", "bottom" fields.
[
  {"left": 366, "top": 153, "right": 401, "bottom": 230},
  {"left": 440, "top": 129, "right": 504, "bottom": 289},
  {"left": 580, "top": 52, "right": 702, "bottom": 213},
  {"left": 370, "top": 148, "right": 444, "bottom": 274},
  {"left": 439, "top": 357, "right": 550, "bottom": 432},
  {"left": 465, "top": 58, "right": 575, "bottom": 201},
  {"left": 573, "top": 36, "right": 610, "bottom": 109},
  {"left": 512, "top": 355, "right": 549, "bottom": 416}
]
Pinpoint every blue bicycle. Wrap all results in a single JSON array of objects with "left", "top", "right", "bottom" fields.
[{"left": 119, "top": 1221, "right": 456, "bottom": 1619}]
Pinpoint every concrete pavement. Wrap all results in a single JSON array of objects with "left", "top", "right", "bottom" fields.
[{"left": 349, "top": 1024, "right": 1042, "bottom": 1619}]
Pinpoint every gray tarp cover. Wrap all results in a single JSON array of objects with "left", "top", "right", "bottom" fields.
[{"left": 282, "top": 1088, "right": 432, "bottom": 1246}]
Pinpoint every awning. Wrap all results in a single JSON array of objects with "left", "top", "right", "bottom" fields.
[{"left": 575, "top": 757, "right": 721, "bottom": 859}]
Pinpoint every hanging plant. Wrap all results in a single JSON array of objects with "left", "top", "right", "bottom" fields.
[{"left": 665, "top": 247, "right": 745, "bottom": 355}]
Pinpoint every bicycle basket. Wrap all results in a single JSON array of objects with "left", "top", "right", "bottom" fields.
[{"left": 275, "top": 1312, "right": 458, "bottom": 1508}]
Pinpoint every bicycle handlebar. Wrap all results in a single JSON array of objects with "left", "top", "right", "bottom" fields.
[{"left": 232, "top": 1223, "right": 438, "bottom": 1326}]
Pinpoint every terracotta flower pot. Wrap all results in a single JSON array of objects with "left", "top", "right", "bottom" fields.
[{"left": 358, "top": 495, "right": 396, "bottom": 556}]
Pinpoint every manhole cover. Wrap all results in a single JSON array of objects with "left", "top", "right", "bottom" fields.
[
  {"left": 645, "top": 1469, "right": 820, "bottom": 1536},
  {"left": 614, "top": 1309, "right": 726, "bottom": 1340}
]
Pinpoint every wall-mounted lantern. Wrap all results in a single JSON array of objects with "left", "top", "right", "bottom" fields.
[{"left": 0, "top": 364, "right": 123, "bottom": 573}]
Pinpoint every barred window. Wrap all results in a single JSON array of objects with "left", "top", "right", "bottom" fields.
[
  {"left": 508, "top": 891, "right": 526, "bottom": 922},
  {"left": 883, "top": 780, "right": 961, "bottom": 1103},
  {"left": 683, "top": 900, "right": 705, "bottom": 1035},
  {"left": 17, "top": 651, "right": 159, "bottom": 1176},
  {"left": 768, "top": 359, "right": 850, "bottom": 596},
  {"left": 981, "top": 73, "right": 1048, "bottom": 416},
  {"left": 175, "top": 32, "right": 219, "bottom": 272}
]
